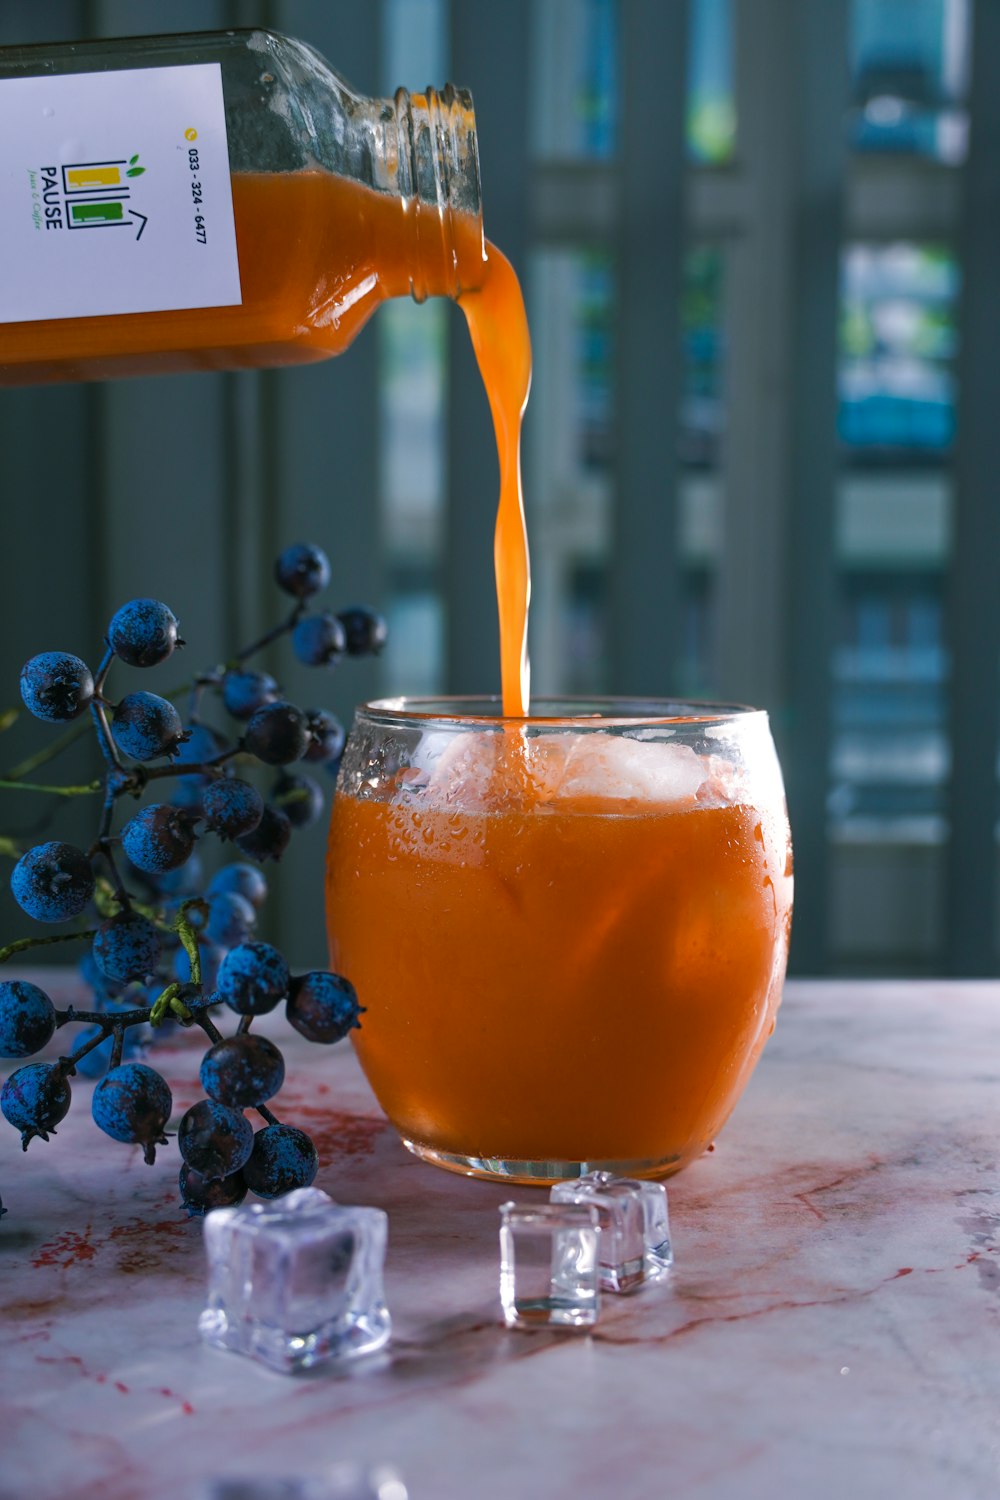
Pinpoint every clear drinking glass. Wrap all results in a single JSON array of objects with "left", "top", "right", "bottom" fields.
[{"left": 325, "top": 697, "right": 793, "bottom": 1183}]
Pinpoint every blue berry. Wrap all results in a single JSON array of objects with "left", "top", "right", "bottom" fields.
[
  {"left": 72, "top": 1023, "right": 149, "bottom": 1080},
  {"left": 221, "top": 669, "right": 278, "bottom": 721},
  {"left": 179, "top": 1163, "right": 247, "bottom": 1216},
  {"left": 243, "top": 1123, "right": 318, "bottom": 1198},
  {"left": 19, "top": 652, "right": 94, "bottom": 722},
  {"left": 71, "top": 1025, "right": 115, "bottom": 1079},
  {"left": 200, "top": 1034, "right": 285, "bottom": 1109},
  {"left": 154, "top": 853, "right": 204, "bottom": 898},
  {"left": 242, "top": 701, "right": 309, "bottom": 765},
  {"left": 163, "top": 895, "right": 207, "bottom": 934},
  {"left": 271, "top": 772, "right": 324, "bottom": 828},
  {"left": 1, "top": 1062, "right": 71, "bottom": 1148},
  {"left": 201, "top": 777, "right": 264, "bottom": 840},
  {"left": 108, "top": 599, "right": 182, "bottom": 668},
  {"left": 235, "top": 805, "right": 291, "bottom": 864},
  {"left": 302, "top": 709, "right": 346, "bottom": 765},
  {"left": 291, "top": 613, "right": 346, "bottom": 668},
  {"left": 337, "top": 607, "right": 387, "bottom": 657},
  {"left": 178, "top": 1098, "right": 253, "bottom": 1181},
  {"left": 274, "top": 543, "right": 330, "bottom": 599},
  {"left": 207, "top": 863, "right": 268, "bottom": 910},
  {"left": 169, "top": 776, "right": 206, "bottom": 811},
  {"left": 121, "top": 804, "right": 198, "bottom": 874},
  {"left": 175, "top": 723, "right": 228, "bottom": 790},
  {"left": 78, "top": 952, "right": 125, "bottom": 1009},
  {"left": 286, "top": 971, "right": 364, "bottom": 1045},
  {"left": 0, "top": 980, "right": 57, "bottom": 1058},
  {"left": 11, "top": 841, "right": 95, "bottom": 923},
  {"left": 92, "top": 911, "right": 161, "bottom": 983},
  {"left": 205, "top": 891, "right": 256, "bottom": 948},
  {"left": 91, "top": 1063, "right": 172, "bottom": 1164},
  {"left": 111, "top": 692, "right": 186, "bottom": 762},
  {"left": 217, "top": 942, "right": 290, "bottom": 1015}
]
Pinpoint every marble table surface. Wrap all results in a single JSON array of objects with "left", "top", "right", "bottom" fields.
[{"left": 2, "top": 973, "right": 999, "bottom": 1500}]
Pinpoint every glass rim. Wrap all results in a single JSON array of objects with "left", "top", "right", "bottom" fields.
[{"left": 357, "top": 695, "right": 768, "bottom": 729}]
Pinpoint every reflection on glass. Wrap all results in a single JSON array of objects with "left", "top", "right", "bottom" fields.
[
  {"left": 849, "top": 0, "right": 970, "bottom": 163},
  {"left": 687, "top": 0, "right": 736, "bottom": 164}
]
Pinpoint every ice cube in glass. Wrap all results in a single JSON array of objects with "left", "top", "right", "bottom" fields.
[
  {"left": 498, "top": 1201, "right": 600, "bottom": 1329},
  {"left": 551, "top": 1172, "right": 672, "bottom": 1289},
  {"left": 199, "top": 1187, "right": 390, "bottom": 1372}
]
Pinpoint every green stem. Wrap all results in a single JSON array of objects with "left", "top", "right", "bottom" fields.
[
  {"left": 175, "top": 904, "right": 204, "bottom": 988},
  {"left": 0, "top": 929, "right": 97, "bottom": 965},
  {"left": 0, "top": 777, "right": 102, "bottom": 796},
  {"left": 0, "top": 836, "right": 22, "bottom": 860},
  {"left": 148, "top": 983, "right": 181, "bottom": 1027}
]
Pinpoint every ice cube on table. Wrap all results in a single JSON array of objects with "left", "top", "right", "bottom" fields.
[
  {"left": 551, "top": 1172, "right": 673, "bottom": 1290},
  {"left": 204, "top": 1466, "right": 407, "bottom": 1500},
  {"left": 199, "top": 1187, "right": 391, "bottom": 1373},
  {"left": 499, "top": 1201, "right": 601, "bottom": 1329}
]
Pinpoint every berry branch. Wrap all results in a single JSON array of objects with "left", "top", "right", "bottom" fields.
[{"left": 0, "top": 543, "right": 377, "bottom": 1214}]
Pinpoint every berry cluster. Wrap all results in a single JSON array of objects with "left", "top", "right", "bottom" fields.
[{"left": 1, "top": 544, "right": 381, "bottom": 1213}]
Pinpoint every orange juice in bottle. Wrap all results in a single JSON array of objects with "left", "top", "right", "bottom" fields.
[{"left": 0, "top": 29, "right": 485, "bottom": 384}]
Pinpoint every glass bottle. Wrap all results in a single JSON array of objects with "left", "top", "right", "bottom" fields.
[{"left": 0, "top": 29, "right": 484, "bottom": 385}]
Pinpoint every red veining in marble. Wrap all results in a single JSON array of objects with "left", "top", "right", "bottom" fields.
[
  {"left": 274, "top": 1103, "right": 388, "bottom": 1162},
  {"left": 788, "top": 1155, "right": 885, "bottom": 1224},
  {"left": 29, "top": 1209, "right": 195, "bottom": 1276},
  {"left": 159, "top": 1387, "right": 195, "bottom": 1415},
  {"left": 31, "top": 1225, "right": 97, "bottom": 1268},
  {"left": 106, "top": 1213, "right": 191, "bottom": 1275}
]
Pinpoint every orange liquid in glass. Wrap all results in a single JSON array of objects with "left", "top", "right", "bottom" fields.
[{"left": 328, "top": 784, "right": 792, "bottom": 1171}]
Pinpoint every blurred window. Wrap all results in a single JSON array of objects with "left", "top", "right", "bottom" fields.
[
  {"left": 531, "top": 0, "right": 618, "bottom": 160},
  {"left": 849, "top": 0, "right": 970, "bottom": 162},
  {"left": 379, "top": 0, "right": 448, "bottom": 696},
  {"left": 687, "top": 0, "right": 735, "bottom": 164}
]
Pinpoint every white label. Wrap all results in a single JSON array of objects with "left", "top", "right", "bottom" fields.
[{"left": 0, "top": 63, "right": 242, "bottom": 323}]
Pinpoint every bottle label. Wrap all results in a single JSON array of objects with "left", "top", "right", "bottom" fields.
[{"left": 0, "top": 63, "right": 242, "bottom": 324}]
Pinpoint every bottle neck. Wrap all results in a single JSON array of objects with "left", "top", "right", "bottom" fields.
[{"left": 387, "top": 85, "right": 486, "bottom": 303}]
